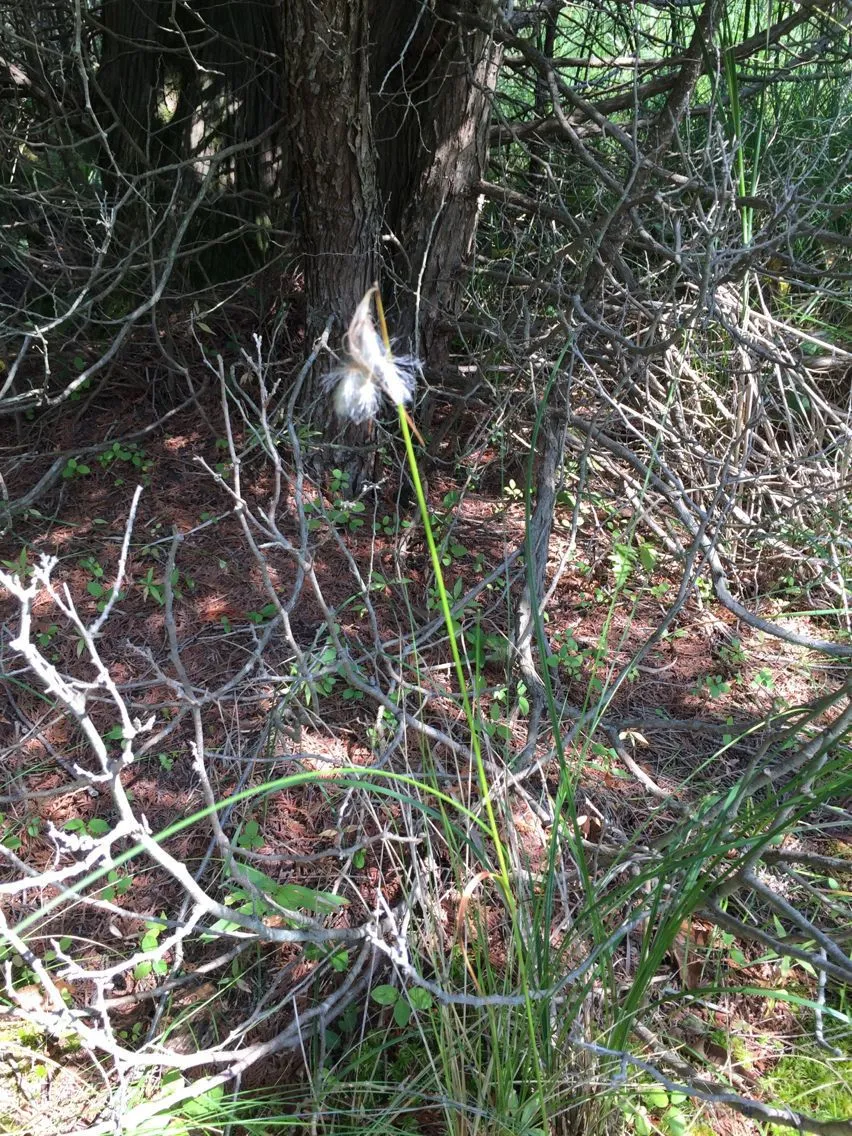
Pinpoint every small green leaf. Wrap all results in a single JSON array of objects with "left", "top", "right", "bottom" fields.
[
  {"left": 393, "top": 999, "right": 411, "bottom": 1027},
  {"left": 183, "top": 1085, "right": 224, "bottom": 1119},
  {"left": 408, "top": 987, "right": 433, "bottom": 1012},
  {"left": 643, "top": 1088, "right": 669, "bottom": 1110},
  {"left": 663, "top": 1108, "right": 688, "bottom": 1136},
  {"left": 276, "top": 882, "right": 348, "bottom": 913},
  {"left": 329, "top": 949, "right": 349, "bottom": 973},
  {"left": 634, "top": 1110, "right": 651, "bottom": 1136},
  {"left": 371, "top": 984, "right": 398, "bottom": 1006},
  {"left": 203, "top": 917, "right": 243, "bottom": 938},
  {"left": 237, "top": 820, "right": 264, "bottom": 850},
  {"left": 638, "top": 543, "right": 657, "bottom": 573}
]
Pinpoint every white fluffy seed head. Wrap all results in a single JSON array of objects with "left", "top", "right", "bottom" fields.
[
  {"left": 324, "top": 288, "right": 418, "bottom": 425},
  {"left": 330, "top": 366, "right": 382, "bottom": 424}
]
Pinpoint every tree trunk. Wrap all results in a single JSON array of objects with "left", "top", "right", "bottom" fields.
[
  {"left": 284, "top": 0, "right": 379, "bottom": 418},
  {"left": 284, "top": 0, "right": 501, "bottom": 444},
  {"left": 397, "top": 4, "right": 502, "bottom": 376},
  {"left": 97, "top": 0, "right": 287, "bottom": 281},
  {"left": 96, "top": 0, "right": 169, "bottom": 178}
]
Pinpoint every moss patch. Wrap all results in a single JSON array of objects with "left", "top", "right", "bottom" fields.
[{"left": 760, "top": 1032, "right": 852, "bottom": 1133}]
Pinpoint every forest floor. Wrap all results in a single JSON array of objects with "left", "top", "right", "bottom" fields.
[{"left": 1, "top": 376, "right": 850, "bottom": 1136}]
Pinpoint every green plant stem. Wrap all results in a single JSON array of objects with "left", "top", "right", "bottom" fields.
[
  {"left": 371, "top": 286, "right": 508, "bottom": 898},
  {"left": 395, "top": 402, "right": 551, "bottom": 1118},
  {"left": 393, "top": 405, "right": 512, "bottom": 894},
  {"left": 374, "top": 288, "right": 545, "bottom": 1114}
]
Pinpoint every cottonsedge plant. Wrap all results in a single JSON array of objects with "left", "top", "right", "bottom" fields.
[
  {"left": 326, "top": 285, "right": 547, "bottom": 1121},
  {"left": 326, "top": 285, "right": 511, "bottom": 892}
]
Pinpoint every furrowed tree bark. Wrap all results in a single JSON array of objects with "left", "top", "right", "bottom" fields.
[
  {"left": 284, "top": 0, "right": 501, "bottom": 455},
  {"left": 96, "top": 0, "right": 286, "bottom": 282},
  {"left": 284, "top": 0, "right": 379, "bottom": 427},
  {"left": 398, "top": 3, "right": 503, "bottom": 377},
  {"left": 97, "top": 0, "right": 170, "bottom": 178}
]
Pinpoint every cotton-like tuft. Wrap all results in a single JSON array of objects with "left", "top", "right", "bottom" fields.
[
  {"left": 330, "top": 366, "right": 382, "bottom": 424},
  {"left": 324, "top": 288, "right": 418, "bottom": 425}
]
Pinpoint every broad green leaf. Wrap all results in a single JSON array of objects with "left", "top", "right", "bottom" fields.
[
  {"left": 408, "top": 987, "right": 433, "bottom": 1011},
  {"left": 393, "top": 999, "right": 411, "bottom": 1027},
  {"left": 370, "top": 984, "right": 398, "bottom": 1006},
  {"left": 643, "top": 1088, "right": 669, "bottom": 1110},
  {"left": 639, "top": 543, "right": 657, "bottom": 573}
]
